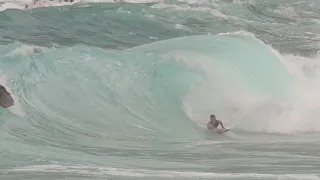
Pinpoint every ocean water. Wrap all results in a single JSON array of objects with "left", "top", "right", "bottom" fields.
[{"left": 1, "top": 0, "right": 320, "bottom": 179}]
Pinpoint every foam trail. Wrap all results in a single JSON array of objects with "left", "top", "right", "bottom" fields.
[
  {"left": 9, "top": 164, "right": 320, "bottom": 179},
  {"left": 0, "top": 2, "right": 24, "bottom": 11},
  {"left": 3, "top": 0, "right": 160, "bottom": 10}
]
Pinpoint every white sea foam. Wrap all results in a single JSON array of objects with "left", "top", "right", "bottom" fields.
[{"left": 9, "top": 164, "right": 320, "bottom": 179}]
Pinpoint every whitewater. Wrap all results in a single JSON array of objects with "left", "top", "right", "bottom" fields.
[{"left": 1, "top": 0, "right": 320, "bottom": 179}]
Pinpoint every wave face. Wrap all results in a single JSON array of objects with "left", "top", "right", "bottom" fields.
[
  {"left": 2, "top": 34, "right": 294, "bottom": 138},
  {"left": 1, "top": 0, "right": 320, "bottom": 180}
]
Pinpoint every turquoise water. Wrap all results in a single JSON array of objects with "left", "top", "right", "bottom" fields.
[{"left": 1, "top": 0, "right": 320, "bottom": 179}]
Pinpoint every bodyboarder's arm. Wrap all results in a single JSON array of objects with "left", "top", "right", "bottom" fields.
[{"left": 218, "top": 120, "right": 225, "bottom": 129}]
